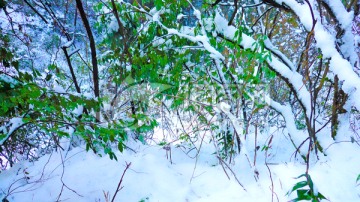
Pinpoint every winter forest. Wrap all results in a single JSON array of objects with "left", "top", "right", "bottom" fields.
[{"left": 0, "top": 0, "right": 360, "bottom": 201}]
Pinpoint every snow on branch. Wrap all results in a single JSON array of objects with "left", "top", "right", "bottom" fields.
[
  {"left": 214, "top": 12, "right": 312, "bottom": 116},
  {"left": 151, "top": 8, "right": 234, "bottom": 101},
  {"left": 0, "top": 118, "right": 24, "bottom": 145},
  {"left": 264, "top": 39, "right": 296, "bottom": 71},
  {"left": 320, "top": 0, "right": 357, "bottom": 65},
  {"left": 267, "top": 97, "right": 300, "bottom": 138},
  {"left": 274, "top": 0, "right": 360, "bottom": 110}
]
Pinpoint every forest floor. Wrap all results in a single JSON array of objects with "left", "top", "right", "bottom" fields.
[{"left": 1, "top": 126, "right": 360, "bottom": 202}]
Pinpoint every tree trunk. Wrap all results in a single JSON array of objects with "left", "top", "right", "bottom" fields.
[{"left": 75, "top": 0, "right": 100, "bottom": 121}]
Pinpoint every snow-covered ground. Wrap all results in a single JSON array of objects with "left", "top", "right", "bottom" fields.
[{"left": 0, "top": 127, "right": 360, "bottom": 202}]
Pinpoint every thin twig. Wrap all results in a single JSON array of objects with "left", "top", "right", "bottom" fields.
[
  {"left": 23, "top": 0, "right": 48, "bottom": 23},
  {"left": 265, "top": 137, "right": 279, "bottom": 202},
  {"left": 217, "top": 155, "right": 247, "bottom": 191},
  {"left": 111, "top": 162, "right": 132, "bottom": 202},
  {"left": 211, "top": 133, "right": 231, "bottom": 180},
  {"left": 324, "top": 140, "right": 360, "bottom": 152},
  {"left": 190, "top": 130, "right": 207, "bottom": 183},
  {"left": 56, "top": 150, "right": 83, "bottom": 201}
]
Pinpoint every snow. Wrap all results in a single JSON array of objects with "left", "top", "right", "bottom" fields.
[
  {"left": 214, "top": 0, "right": 360, "bottom": 117},
  {"left": 264, "top": 39, "right": 296, "bottom": 71},
  {"left": 0, "top": 118, "right": 24, "bottom": 145},
  {"left": 62, "top": 38, "right": 75, "bottom": 49},
  {"left": 177, "top": 14, "right": 185, "bottom": 21},
  {"left": 275, "top": 0, "right": 360, "bottom": 111},
  {"left": 0, "top": 74, "right": 19, "bottom": 87},
  {"left": 52, "top": 82, "right": 66, "bottom": 94},
  {"left": 267, "top": 98, "right": 301, "bottom": 142},
  {"left": 322, "top": 0, "right": 353, "bottom": 29},
  {"left": 155, "top": 15, "right": 225, "bottom": 62},
  {"left": 152, "top": 11, "right": 160, "bottom": 22},
  {"left": 214, "top": 12, "right": 312, "bottom": 116},
  {"left": 72, "top": 105, "right": 84, "bottom": 117},
  {"left": 274, "top": 0, "right": 313, "bottom": 31},
  {"left": 311, "top": 142, "right": 360, "bottom": 201},
  {"left": 109, "top": 17, "right": 119, "bottom": 32},
  {"left": 314, "top": 28, "right": 337, "bottom": 57},
  {"left": 1, "top": 126, "right": 359, "bottom": 201},
  {"left": 1, "top": 0, "right": 360, "bottom": 201}
]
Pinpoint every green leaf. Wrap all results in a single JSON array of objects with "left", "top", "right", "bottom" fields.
[
  {"left": 288, "top": 181, "right": 308, "bottom": 195},
  {"left": 158, "top": 141, "right": 167, "bottom": 146},
  {"left": 138, "top": 134, "right": 145, "bottom": 144},
  {"left": 295, "top": 174, "right": 308, "bottom": 179},
  {"left": 296, "top": 189, "right": 312, "bottom": 200},
  {"left": 118, "top": 142, "right": 124, "bottom": 152},
  {"left": 45, "top": 74, "right": 52, "bottom": 81},
  {"left": 0, "top": 133, "right": 6, "bottom": 141},
  {"left": 317, "top": 192, "right": 327, "bottom": 200},
  {"left": 154, "top": 0, "right": 163, "bottom": 10}
]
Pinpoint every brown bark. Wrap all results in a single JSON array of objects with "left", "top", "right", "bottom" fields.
[
  {"left": 62, "top": 47, "right": 81, "bottom": 93},
  {"left": 75, "top": 0, "right": 100, "bottom": 121}
]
